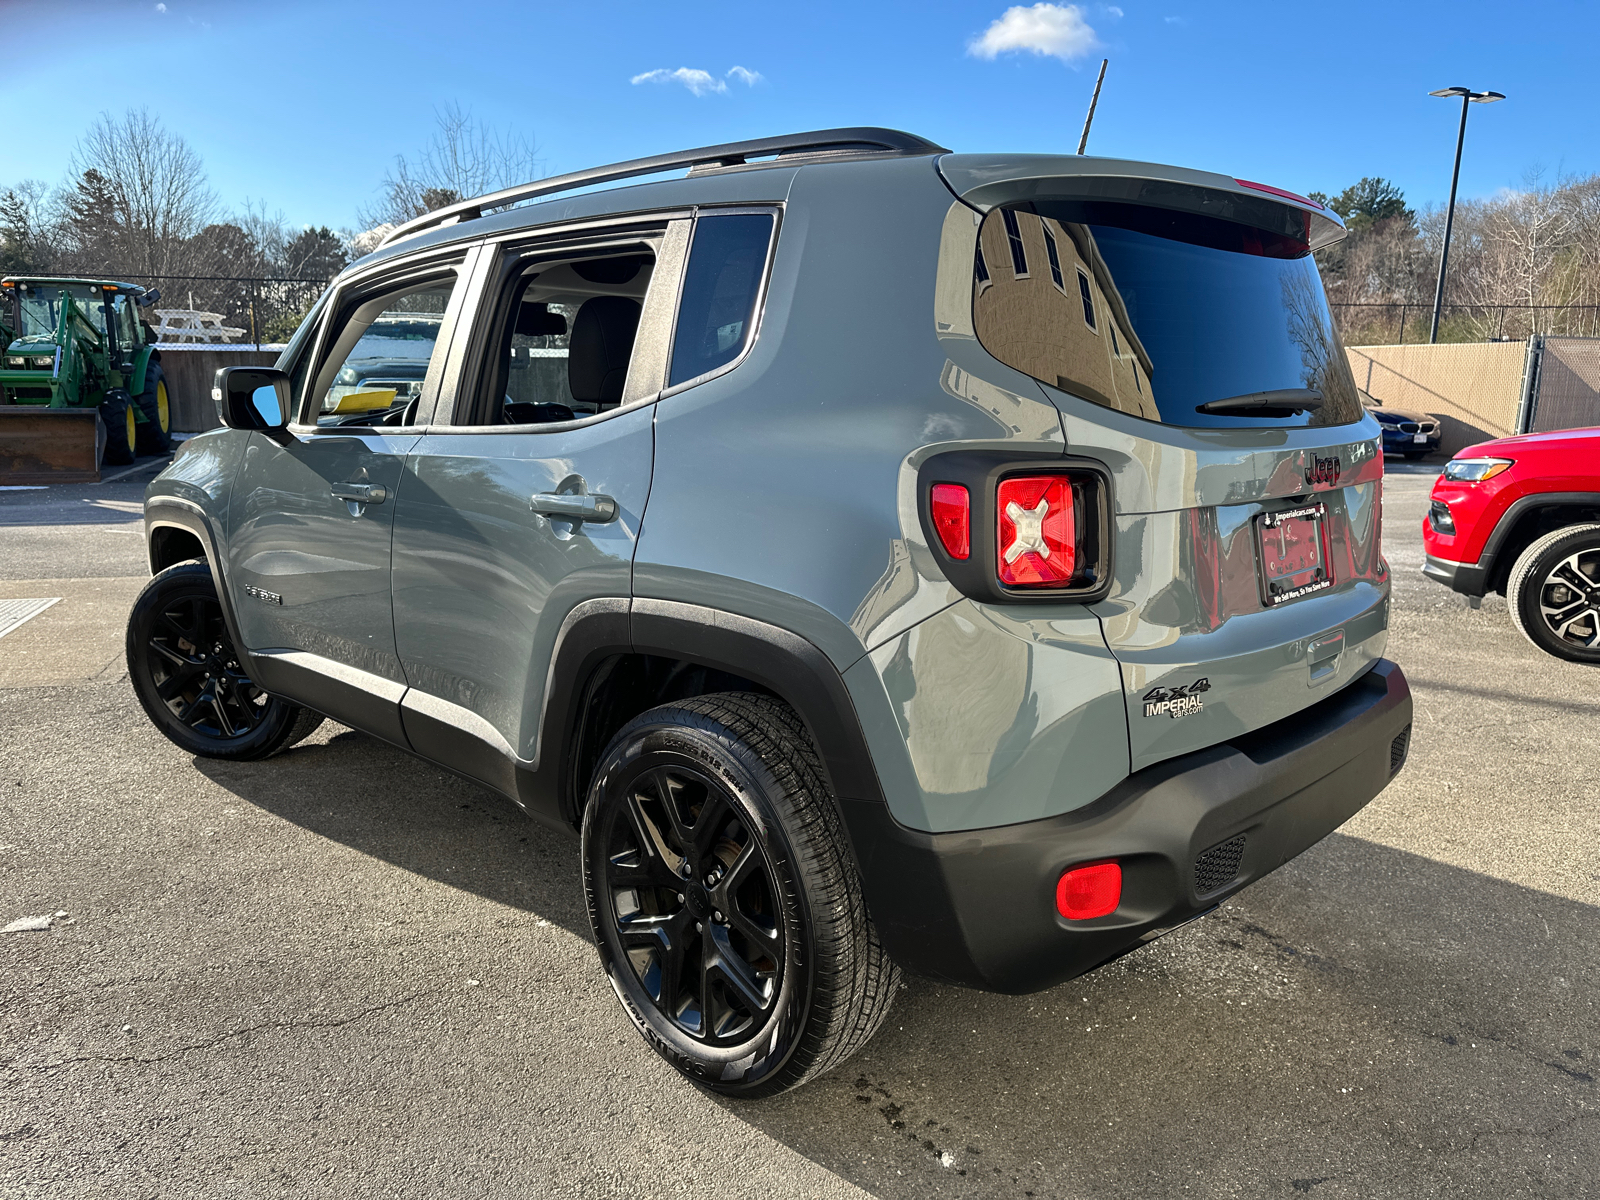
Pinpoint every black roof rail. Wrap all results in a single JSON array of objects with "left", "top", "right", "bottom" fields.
[{"left": 377, "top": 127, "right": 949, "bottom": 249}]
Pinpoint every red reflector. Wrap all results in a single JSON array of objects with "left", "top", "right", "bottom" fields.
[
  {"left": 997, "top": 474, "right": 1075, "bottom": 587},
  {"left": 930, "top": 483, "right": 970, "bottom": 559},
  {"left": 1056, "top": 861, "right": 1121, "bottom": 920},
  {"left": 1234, "top": 178, "right": 1322, "bottom": 209}
]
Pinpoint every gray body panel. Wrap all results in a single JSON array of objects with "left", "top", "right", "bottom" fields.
[
  {"left": 389, "top": 408, "right": 654, "bottom": 774},
  {"left": 226, "top": 429, "right": 419, "bottom": 684}
]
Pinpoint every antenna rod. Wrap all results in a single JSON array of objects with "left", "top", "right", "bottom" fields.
[{"left": 1076, "top": 59, "right": 1108, "bottom": 155}]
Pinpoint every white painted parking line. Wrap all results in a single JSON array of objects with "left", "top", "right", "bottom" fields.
[
  {"left": 0, "top": 598, "right": 61, "bottom": 640},
  {"left": 94, "top": 458, "right": 172, "bottom": 485}
]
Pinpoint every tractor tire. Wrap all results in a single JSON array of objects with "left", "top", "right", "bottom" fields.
[
  {"left": 100, "top": 389, "right": 136, "bottom": 466},
  {"left": 134, "top": 363, "right": 172, "bottom": 456}
]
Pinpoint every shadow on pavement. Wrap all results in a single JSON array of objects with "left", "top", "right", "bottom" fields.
[
  {"left": 198, "top": 726, "right": 1599, "bottom": 1199},
  {"left": 192, "top": 725, "right": 594, "bottom": 941}
]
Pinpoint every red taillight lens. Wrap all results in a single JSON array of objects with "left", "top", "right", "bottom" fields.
[
  {"left": 930, "top": 483, "right": 970, "bottom": 559},
  {"left": 1056, "top": 861, "right": 1121, "bottom": 920},
  {"left": 997, "top": 474, "right": 1075, "bottom": 587}
]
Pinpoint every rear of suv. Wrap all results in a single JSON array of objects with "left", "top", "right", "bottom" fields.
[
  {"left": 128, "top": 129, "right": 1411, "bottom": 1097},
  {"left": 1424, "top": 427, "right": 1600, "bottom": 661}
]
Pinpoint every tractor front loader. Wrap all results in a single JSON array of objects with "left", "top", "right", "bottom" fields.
[{"left": 0, "top": 277, "right": 172, "bottom": 484}]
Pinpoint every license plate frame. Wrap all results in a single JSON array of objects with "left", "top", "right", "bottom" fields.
[{"left": 1257, "top": 503, "right": 1334, "bottom": 607}]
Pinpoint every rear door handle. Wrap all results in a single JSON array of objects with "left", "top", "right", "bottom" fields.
[
  {"left": 531, "top": 492, "right": 618, "bottom": 523},
  {"left": 331, "top": 482, "right": 388, "bottom": 505}
]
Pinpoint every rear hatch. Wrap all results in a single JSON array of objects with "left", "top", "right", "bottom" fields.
[{"left": 941, "top": 155, "right": 1388, "bottom": 771}]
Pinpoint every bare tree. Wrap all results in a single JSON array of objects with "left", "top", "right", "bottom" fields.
[
  {"left": 361, "top": 102, "right": 541, "bottom": 229},
  {"left": 58, "top": 109, "right": 216, "bottom": 276}
]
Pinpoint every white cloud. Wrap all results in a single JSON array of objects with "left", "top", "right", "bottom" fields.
[
  {"left": 726, "top": 66, "right": 763, "bottom": 86},
  {"left": 969, "top": 3, "right": 1100, "bottom": 63},
  {"left": 631, "top": 68, "right": 727, "bottom": 96},
  {"left": 1106, "top": 5, "right": 1123, "bottom": 16},
  {"left": 155, "top": 2, "right": 166, "bottom": 10},
  {"left": 1164, "top": 14, "right": 1184, "bottom": 22}
]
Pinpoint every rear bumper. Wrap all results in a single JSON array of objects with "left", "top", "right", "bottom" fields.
[
  {"left": 1423, "top": 553, "right": 1489, "bottom": 597},
  {"left": 841, "top": 659, "right": 1412, "bottom": 994}
]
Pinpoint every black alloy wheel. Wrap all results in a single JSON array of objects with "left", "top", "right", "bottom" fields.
[
  {"left": 583, "top": 693, "right": 899, "bottom": 1098},
  {"left": 127, "top": 561, "right": 324, "bottom": 759},
  {"left": 1507, "top": 523, "right": 1600, "bottom": 665},
  {"left": 602, "top": 762, "right": 787, "bottom": 1045}
]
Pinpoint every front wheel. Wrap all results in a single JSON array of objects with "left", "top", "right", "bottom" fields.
[
  {"left": 126, "top": 561, "right": 324, "bottom": 758},
  {"left": 581, "top": 692, "right": 899, "bottom": 1098},
  {"left": 1507, "top": 523, "right": 1600, "bottom": 664}
]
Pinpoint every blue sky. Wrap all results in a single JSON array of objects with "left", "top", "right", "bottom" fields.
[{"left": 2, "top": 0, "right": 1594, "bottom": 232}]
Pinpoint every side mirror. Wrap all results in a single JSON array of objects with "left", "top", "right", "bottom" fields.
[
  {"left": 137, "top": 288, "right": 161, "bottom": 307},
  {"left": 214, "top": 366, "right": 293, "bottom": 445}
]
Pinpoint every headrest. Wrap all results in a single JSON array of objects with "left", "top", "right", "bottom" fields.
[{"left": 568, "top": 296, "right": 641, "bottom": 404}]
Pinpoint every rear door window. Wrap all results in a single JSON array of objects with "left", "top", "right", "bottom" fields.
[{"left": 973, "top": 202, "right": 1362, "bottom": 428}]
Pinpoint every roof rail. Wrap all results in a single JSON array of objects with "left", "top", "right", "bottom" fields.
[{"left": 377, "top": 127, "right": 949, "bottom": 248}]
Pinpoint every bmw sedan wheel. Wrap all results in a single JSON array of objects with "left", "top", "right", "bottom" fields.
[
  {"left": 126, "top": 561, "right": 324, "bottom": 758},
  {"left": 582, "top": 693, "right": 899, "bottom": 1098},
  {"left": 1507, "top": 523, "right": 1600, "bottom": 664}
]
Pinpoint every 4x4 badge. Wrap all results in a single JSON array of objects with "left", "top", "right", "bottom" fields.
[{"left": 1142, "top": 677, "right": 1209, "bottom": 719}]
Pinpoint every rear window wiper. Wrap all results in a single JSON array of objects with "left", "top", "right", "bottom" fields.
[{"left": 1196, "top": 388, "right": 1324, "bottom": 417}]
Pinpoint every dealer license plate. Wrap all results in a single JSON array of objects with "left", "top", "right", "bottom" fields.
[{"left": 1257, "top": 503, "right": 1334, "bottom": 607}]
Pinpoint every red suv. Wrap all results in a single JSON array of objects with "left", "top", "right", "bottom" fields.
[{"left": 1424, "top": 427, "right": 1600, "bottom": 662}]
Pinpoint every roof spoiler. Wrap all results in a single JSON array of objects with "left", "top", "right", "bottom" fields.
[
  {"left": 379, "top": 127, "right": 950, "bottom": 249},
  {"left": 938, "top": 154, "right": 1347, "bottom": 251}
]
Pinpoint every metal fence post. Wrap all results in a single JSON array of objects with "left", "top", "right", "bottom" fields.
[{"left": 1515, "top": 334, "right": 1544, "bottom": 434}]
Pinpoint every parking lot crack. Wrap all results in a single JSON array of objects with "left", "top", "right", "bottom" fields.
[{"left": 47, "top": 989, "right": 438, "bottom": 1068}]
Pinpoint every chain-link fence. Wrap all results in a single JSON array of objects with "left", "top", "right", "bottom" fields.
[
  {"left": 126, "top": 274, "right": 331, "bottom": 348},
  {"left": 1332, "top": 303, "right": 1600, "bottom": 348},
  {"left": 1524, "top": 337, "right": 1600, "bottom": 434}
]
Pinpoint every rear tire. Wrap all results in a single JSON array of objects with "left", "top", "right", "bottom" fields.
[
  {"left": 100, "top": 390, "right": 136, "bottom": 466},
  {"left": 582, "top": 692, "right": 899, "bottom": 1098},
  {"left": 134, "top": 365, "right": 171, "bottom": 456},
  {"left": 1507, "top": 523, "right": 1600, "bottom": 664},
  {"left": 126, "top": 561, "right": 325, "bottom": 759}
]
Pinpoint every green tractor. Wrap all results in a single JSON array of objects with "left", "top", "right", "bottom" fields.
[{"left": 0, "top": 276, "right": 173, "bottom": 483}]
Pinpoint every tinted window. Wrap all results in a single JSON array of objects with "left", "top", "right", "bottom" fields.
[
  {"left": 973, "top": 202, "right": 1361, "bottom": 428},
  {"left": 668, "top": 213, "right": 773, "bottom": 388},
  {"left": 312, "top": 277, "right": 459, "bottom": 427}
]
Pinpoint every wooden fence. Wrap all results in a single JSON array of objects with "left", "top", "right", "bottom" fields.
[{"left": 155, "top": 345, "right": 282, "bottom": 432}]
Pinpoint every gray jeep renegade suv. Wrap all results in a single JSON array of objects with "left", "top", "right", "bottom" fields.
[{"left": 128, "top": 128, "right": 1411, "bottom": 1097}]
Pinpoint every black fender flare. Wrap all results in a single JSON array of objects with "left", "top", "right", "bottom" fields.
[
  {"left": 1478, "top": 491, "right": 1600, "bottom": 578},
  {"left": 142, "top": 496, "right": 251, "bottom": 664},
  {"left": 531, "top": 597, "right": 890, "bottom": 829}
]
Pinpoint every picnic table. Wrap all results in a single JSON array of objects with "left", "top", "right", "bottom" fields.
[{"left": 151, "top": 309, "right": 247, "bottom": 343}]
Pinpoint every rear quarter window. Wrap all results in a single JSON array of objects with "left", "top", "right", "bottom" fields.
[{"left": 973, "top": 201, "right": 1362, "bottom": 429}]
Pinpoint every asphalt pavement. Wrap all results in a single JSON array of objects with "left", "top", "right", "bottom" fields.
[{"left": 1, "top": 457, "right": 1596, "bottom": 1199}]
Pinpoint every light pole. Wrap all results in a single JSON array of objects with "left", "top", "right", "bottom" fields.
[{"left": 1427, "top": 86, "right": 1504, "bottom": 344}]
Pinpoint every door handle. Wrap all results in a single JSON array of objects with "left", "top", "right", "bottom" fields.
[
  {"left": 331, "top": 482, "right": 388, "bottom": 505},
  {"left": 531, "top": 492, "right": 618, "bottom": 523}
]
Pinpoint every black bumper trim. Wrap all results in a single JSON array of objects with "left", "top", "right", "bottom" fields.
[
  {"left": 841, "top": 659, "right": 1412, "bottom": 995},
  {"left": 1423, "top": 554, "right": 1488, "bottom": 597}
]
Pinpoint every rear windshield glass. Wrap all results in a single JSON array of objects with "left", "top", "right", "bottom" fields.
[{"left": 972, "top": 201, "right": 1361, "bottom": 428}]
